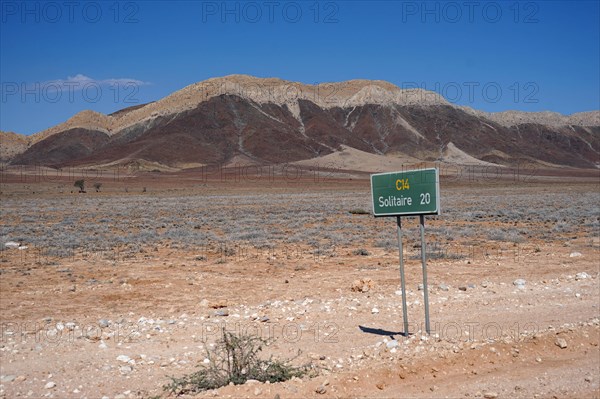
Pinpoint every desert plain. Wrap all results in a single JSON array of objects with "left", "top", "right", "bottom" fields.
[{"left": 0, "top": 163, "right": 598, "bottom": 399}]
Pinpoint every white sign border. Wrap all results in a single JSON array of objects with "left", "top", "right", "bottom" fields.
[{"left": 370, "top": 167, "right": 441, "bottom": 217}]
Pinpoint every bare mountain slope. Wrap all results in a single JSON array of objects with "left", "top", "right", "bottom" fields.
[
  {"left": 0, "top": 131, "right": 30, "bottom": 163},
  {"left": 5, "top": 75, "right": 600, "bottom": 169}
]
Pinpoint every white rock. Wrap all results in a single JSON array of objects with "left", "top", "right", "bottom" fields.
[
  {"left": 569, "top": 252, "right": 582, "bottom": 258},
  {"left": 371, "top": 307, "right": 379, "bottom": 314},
  {"left": 4, "top": 241, "right": 19, "bottom": 249},
  {"left": 386, "top": 340, "right": 399, "bottom": 349},
  {"left": 116, "top": 355, "right": 131, "bottom": 363},
  {"left": 575, "top": 272, "right": 590, "bottom": 280},
  {"left": 513, "top": 279, "right": 526, "bottom": 288},
  {"left": 44, "top": 382, "right": 56, "bottom": 389}
]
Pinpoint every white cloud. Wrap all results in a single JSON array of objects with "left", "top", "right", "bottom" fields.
[{"left": 38, "top": 74, "right": 151, "bottom": 92}]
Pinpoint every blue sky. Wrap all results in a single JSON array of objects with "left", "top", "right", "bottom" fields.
[{"left": 1, "top": 0, "right": 599, "bottom": 135}]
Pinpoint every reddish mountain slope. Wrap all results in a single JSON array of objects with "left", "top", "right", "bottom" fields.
[{"left": 3, "top": 75, "right": 599, "bottom": 169}]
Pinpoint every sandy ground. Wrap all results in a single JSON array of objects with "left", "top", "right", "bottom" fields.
[{"left": 0, "top": 169, "right": 598, "bottom": 399}]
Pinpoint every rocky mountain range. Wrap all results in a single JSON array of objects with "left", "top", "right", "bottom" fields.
[{"left": 1, "top": 75, "right": 598, "bottom": 169}]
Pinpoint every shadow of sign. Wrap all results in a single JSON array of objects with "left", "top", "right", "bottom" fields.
[{"left": 358, "top": 325, "right": 408, "bottom": 339}]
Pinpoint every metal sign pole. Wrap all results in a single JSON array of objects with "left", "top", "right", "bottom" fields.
[
  {"left": 396, "top": 216, "right": 409, "bottom": 336},
  {"left": 419, "top": 215, "right": 431, "bottom": 334}
]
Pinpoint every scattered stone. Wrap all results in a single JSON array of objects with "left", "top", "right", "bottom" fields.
[
  {"left": 555, "top": 337, "right": 568, "bottom": 349},
  {"left": 116, "top": 355, "right": 131, "bottom": 363},
  {"left": 575, "top": 272, "right": 590, "bottom": 280},
  {"left": 585, "top": 377, "right": 592, "bottom": 383},
  {"left": 120, "top": 365, "right": 133, "bottom": 375},
  {"left": 200, "top": 299, "right": 209, "bottom": 307},
  {"left": 98, "top": 319, "right": 110, "bottom": 328},
  {"left": 44, "top": 382, "right": 56, "bottom": 389},
  {"left": 315, "top": 385, "right": 327, "bottom": 394},
  {"left": 438, "top": 284, "right": 449, "bottom": 291},
  {"left": 4, "top": 241, "right": 19, "bottom": 249},
  {"left": 259, "top": 316, "right": 270, "bottom": 322},
  {"left": 351, "top": 278, "right": 375, "bottom": 293},
  {"left": 483, "top": 392, "right": 498, "bottom": 399},
  {"left": 569, "top": 252, "right": 582, "bottom": 258},
  {"left": 458, "top": 286, "right": 467, "bottom": 291},
  {"left": 417, "top": 283, "right": 424, "bottom": 291},
  {"left": 215, "top": 309, "right": 229, "bottom": 317},
  {"left": 513, "top": 279, "right": 526, "bottom": 289},
  {"left": 0, "top": 375, "right": 16, "bottom": 383},
  {"left": 386, "top": 340, "right": 399, "bottom": 349},
  {"left": 254, "top": 387, "right": 262, "bottom": 396},
  {"left": 481, "top": 281, "right": 490, "bottom": 288},
  {"left": 371, "top": 307, "right": 379, "bottom": 314}
]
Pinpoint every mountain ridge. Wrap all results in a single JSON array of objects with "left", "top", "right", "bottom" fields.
[{"left": 2, "top": 75, "right": 599, "bottom": 169}]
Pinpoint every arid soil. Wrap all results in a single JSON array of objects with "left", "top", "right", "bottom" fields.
[{"left": 0, "top": 168, "right": 598, "bottom": 399}]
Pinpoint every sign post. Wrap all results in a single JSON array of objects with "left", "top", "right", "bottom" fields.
[
  {"left": 396, "top": 216, "right": 409, "bottom": 336},
  {"left": 370, "top": 168, "right": 440, "bottom": 335}
]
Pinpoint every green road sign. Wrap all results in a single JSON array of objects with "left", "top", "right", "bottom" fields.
[{"left": 371, "top": 168, "right": 440, "bottom": 217}]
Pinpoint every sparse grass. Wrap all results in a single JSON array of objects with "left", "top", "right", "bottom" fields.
[
  {"left": 409, "top": 246, "right": 466, "bottom": 260},
  {"left": 163, "top": 329, "right": 313, "bottom": 396},
  {"left": 1, "top": 189, "right": 598, "bottom": 260}
]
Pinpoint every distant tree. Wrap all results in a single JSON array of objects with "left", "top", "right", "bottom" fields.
[
  {"left": 74, "top": 179, "right": 85, "bottom": 193},
  {"left": 94, "top": 182, "right": 102, "bottom": 192}
]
